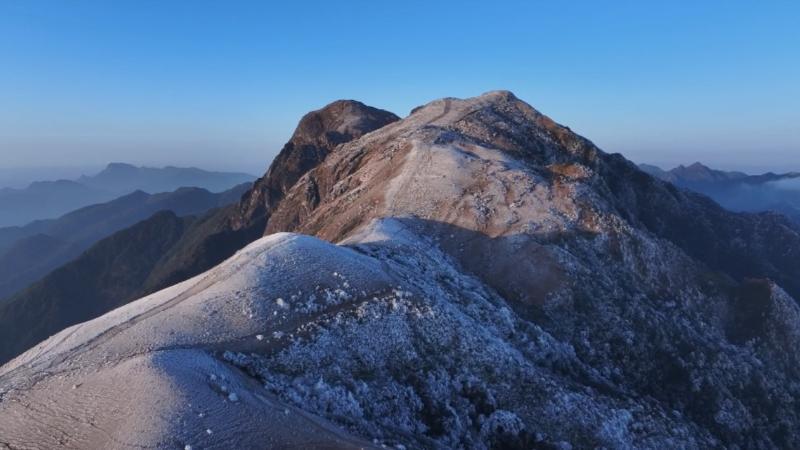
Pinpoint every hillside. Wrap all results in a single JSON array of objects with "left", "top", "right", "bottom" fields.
[
  {"left": 2, "top": 92, "right": 800, "bottom": 448},
  {"left": 0, "top": 164, "right": 256, "bottom": 227},
  {"left": 641, "top": 162, "right": 800, "bottom": 222},
  {"left": 0, "top": 183, "right": 250, "bottom": 300},
  {"left": 0, "top": 100, "right": 398, "bottom": 365}
]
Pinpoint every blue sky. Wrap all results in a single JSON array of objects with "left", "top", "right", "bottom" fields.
[{"left": 1, "top": 0, "right": 798, "bottom": 175}]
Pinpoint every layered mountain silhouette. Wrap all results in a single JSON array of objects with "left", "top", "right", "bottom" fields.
[
  {"left": 0, "top": 211, "right": 203, "bottom": 361},
  {"left": 2, "top": 92, "right": 800, "bottom": 448},
  {"left": 0, "top": 101, "right": 399, "bottom": 365},
  {"left": 77, "top": 162, "right": 256, "bottom": 195},
  {"left": 0, "top": 183, "right": 250, "bottom": 301},
  {"left": 641, "top": 162, "right": 800, "bottom": 222},
  {"left": 136, "top": 100, "right": 401, "bottom": 297},
  {"left": 0, "top": 163, "right": 256, "bottom": 227}
]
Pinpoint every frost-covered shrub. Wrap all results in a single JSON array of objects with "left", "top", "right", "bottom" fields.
[
  {"left": 221, "top": 226, "right": 800, "bottom": 449},
  {"left": 479, "top": 410, "right": 529, "bottom": 449}
]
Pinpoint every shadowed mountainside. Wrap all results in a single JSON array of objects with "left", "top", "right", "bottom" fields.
[
  {"left": 2, "top": 92, "right": 800, "bottom": 448},
  {"left": 641, "top": 162, "right": 800, "bottom": 223},
  {"left": 0, "top": 183, "right": 250, "bottom": 300},
  {"left": 0, "top": 211, "right": 195, "bottom": 364},
  {"left": 140, "top": 100, "right": 400, "bottom": 294},
  {"left": 0, "top": 101, "right": 398, "bottom": 365},
  {"left": 0, "top": 164, "right": 256, "bottom": 227}
]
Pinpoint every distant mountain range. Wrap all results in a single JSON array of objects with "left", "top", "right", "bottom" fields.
[
  {"left": 640, "top": 162, "right": 800, "bottom": 222},
  {"left": 0, "top": 183, "right": 250, "bottom": 301},
  {"left": 0, "top": 100, "right": 400, "bottom": 364},
  {"left": 0, "top": 163, "right": 257, "bottom": 227},
  {"left": 0, "top": 204, "right": 242, "bottom": 365},
  {"left": 3, "top": 93, "right": 800, "bottom": 448},
  {"left": 0, "top": 211, "right": 198, "bottom": 364}
]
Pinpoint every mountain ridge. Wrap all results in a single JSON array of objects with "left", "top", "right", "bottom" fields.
[
  {"left": 2, "top": 92, "right": 800, "bottom": 448},
  {"left": 78, "top": 162, "right": 257, "bottom": 194},
  {"left": 0, "top": 183, "right": 251, "bottom": 302},
  {"left": 0, "top": 164, "right": 257, "bottom": 227},
  {"left": 261, "top": 92, "right": 800, "bottom": 300},
  {"left": 138, "top": 100, "right": 400, "bottom": 296},
  {"left": 640, "top": 162, "right": 800, "bottom": 223},
  {"left": 0, "top": 100, "right": 398, "bottom": 365}
]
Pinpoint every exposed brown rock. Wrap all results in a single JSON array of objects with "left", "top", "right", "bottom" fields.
[{"left": 231, "top": 100, "right": 399, "bottom": 232}]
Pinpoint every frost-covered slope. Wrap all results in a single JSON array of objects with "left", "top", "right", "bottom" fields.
[
  {"left": 2, "top": 92, "right": 800, "bottom": 449},
  {"left": 266, "top": 91, "right": 800, "bottom": 300},
  {"left": 0, "top": 234, "right": 388, "bottom": 449}
]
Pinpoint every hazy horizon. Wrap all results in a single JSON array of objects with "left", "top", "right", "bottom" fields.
[
  {"left": 3, "top": 3, "right": 800, "bottom": 445},
  {"left": 1, "top": 157, "right": 796, "bottom": 191},
  {"left": 0, "top": 162, "right": 262, "bottom": 190},
  {"left": 1, "top": 1, "right": 798, "bottom": 176}
]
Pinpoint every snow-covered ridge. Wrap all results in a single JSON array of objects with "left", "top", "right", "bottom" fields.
[
  {"left": 0, "top": 232, "right": 398, "bottom": 448},
  {"left": 2, "top": 91, "right": 800, "bottom": 449}
]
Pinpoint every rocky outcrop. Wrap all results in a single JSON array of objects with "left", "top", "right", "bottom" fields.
[
  {"left": 232, "top": 100, "right": 400, "bottom": 231},
  {"left": 267, "top": 91, "right": 800, "bottom": 302},
  {"left": 139, "top": 100, "right": 399, "bottom": 295},
  {"left": 2, "top": 92, "right": 800, "bottom": 449},
  {"left": 0, "top": 100, "right": 398, "bottom": 366}
]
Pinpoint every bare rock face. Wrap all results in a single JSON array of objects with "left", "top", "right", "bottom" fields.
[
  {"left": 268, "top": 91, "right": 800, "bottom": 302},
  {"left": 2, "top": 92, "right": 800, "bottom": 449},
  {"left": 133, "top": 100, "right": 398, "bottom": 297},
  {"left": 260, "top": 91, "right": 800, "bottom": 446},
  {"left": 232, "top": 100, "right": 400, "bottom": 231}
]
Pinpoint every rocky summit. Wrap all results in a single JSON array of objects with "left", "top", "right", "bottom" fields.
[{"left": 2, "top": 91, "right": 800, "bottom": 449}]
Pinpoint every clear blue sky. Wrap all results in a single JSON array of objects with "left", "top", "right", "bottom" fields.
[{"left": 1, "top": 0, "right": 798, "bottom": 175}]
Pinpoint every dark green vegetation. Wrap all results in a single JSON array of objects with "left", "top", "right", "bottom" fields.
[
  {"left": 0, "top": 211, "right": 194, "bottom": 363},
  {"left": 0, "top": 163, "right": 256, "bottom": 227},
  {"left": 0, "top": 100, "right": 399, "bottom": 365},
  {"left": 0, "top": 184, "right": 250, "bottom": 300}
]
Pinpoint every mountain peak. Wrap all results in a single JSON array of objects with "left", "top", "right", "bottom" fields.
[
  {"left": 409, "top": 90, "right": 527, "bottom": 118},
  {"left": 670, "top": 161, "right": 750, "bottom": 183},
  {"left": 263, "top": 91, "right": 608, "bottom": 241},
  {"left": 4, "top": 92, "right": 800, "bottom": 448},
  {"left": 341, "top": 91, "right": 596, "bottom": 178},
  {"left": 479, "top": 88, "right": 519, "bottom": 99},
  {"left": 687, "top": 161, "right": 709, "bottom": 169},
  {"left": 230, "top": 100, "right": 399, "bottom": 231},
  {"left": 104, "top": 162, "right": 137, "bottom": 170},
  {"left": 289, "top": 99, "right": 399, "bottom": 147}
]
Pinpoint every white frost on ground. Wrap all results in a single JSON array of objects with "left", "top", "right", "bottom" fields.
[
  {"left": 0, "top": 233, "right": 395, "bottom": 449},
  {"left": 2, "top": 91, "right": 800, "bottom": 449}
]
